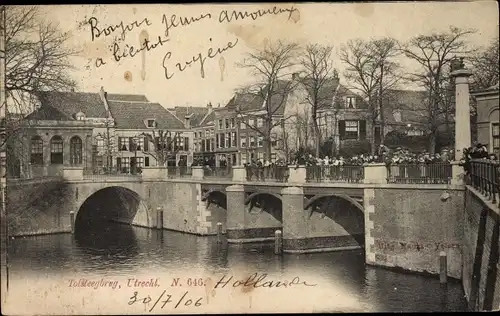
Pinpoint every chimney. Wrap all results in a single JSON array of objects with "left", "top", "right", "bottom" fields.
[
  {"left": 207, "top": 102, "right": 213, "bottom": 114},
  {"left": 184, "top": 115, "right": 191, "bottom": 129}
]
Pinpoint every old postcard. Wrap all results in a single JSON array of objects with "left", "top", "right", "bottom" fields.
[{"left": 0, "top": 1, "right": 499, "bottom": 314}]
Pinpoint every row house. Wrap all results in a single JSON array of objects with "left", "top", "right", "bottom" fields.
[
  {"left": 472, "top": 83, "right": 499, "bottom": 156},
  {"left": 105, "top": 92, "right": 192, "bottom": 172},
  {"left": 10, "top": 87, "right": 194, "bottom": 178},
  {"left": 11, "top": 90, "right": 111, "bottom": 178}
]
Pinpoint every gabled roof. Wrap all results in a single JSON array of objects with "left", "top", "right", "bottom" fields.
[
  {"left": 32, "top": 91, "right": 108, "bottom": 120},
  {"left": 382, "top": 89, "right": 429, "bottom": 126},
  {"left": 301, "top": 77, "right": 340, "bottom": 109},
  {"left": 107, "top": 94, "right": 149, "bottom": 102},
  {"left": 171, "top": 106, "right": 210, "bottom": 127},
  {"left": 226, "top": 80, "right": 291, "bottom": 115},
  {"left": 198, "top": 110, "right": 216, "bottom": 127},
  {"left": 107, "top": 101, "right": 186, "bottom": 130}
]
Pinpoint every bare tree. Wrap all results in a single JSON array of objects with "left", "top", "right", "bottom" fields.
[
  {"left": 339, "top": 37, "right": 401, "bottom": 154},
  {"left": 470, "top": 36, "right": 499, "bottom": 90},
  {"left": 0, "top": 6, "right": 78, "bottom": 167},
  {"left": 299, "top": 44, "right": 336, "bottom": 157},
  {"left": 235, "top": 40, "right": 300, "bottom": 159},
  {"left": 401, "top": 26, "right": 476, "bottom": 153},
  {"left": 142, "top": 130, "right": 182, "bottom": 167}
]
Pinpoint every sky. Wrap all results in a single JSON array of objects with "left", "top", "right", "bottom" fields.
[{"left": 36, "top": 1, "right": 499, "bottom": 109}]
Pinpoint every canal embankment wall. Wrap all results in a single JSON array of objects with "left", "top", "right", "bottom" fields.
[{"left": 462, "top": 186, "right": 499, "bottom": 311}]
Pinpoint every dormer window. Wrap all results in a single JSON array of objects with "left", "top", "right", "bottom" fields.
[
  {"left": 146, "top": 119, "right": 156, "bottom": 128},
  {"left": 346, "top": 97, "right": 356, "bottom": 109},
  {"left": 75, "top": 112, "right": 86, "bottom": 120}
]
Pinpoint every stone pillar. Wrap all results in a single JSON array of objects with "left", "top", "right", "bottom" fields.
[
  {"left": 191, "top": 166, "right": 204, "bottom": 180},
  {"left": 142, "top": 166, "right": 168, "bottom": 180},
  {"left": 62, "top": 167, "right": 84, "bottom": 181},
  {"left": 281, "top": 186, "right": 307, "bottom": 252},
  {"left": 232, "top": 165, "right": 246, "bottom": 182},
  {"left": 288, "top": 165, "right": 306, "bottom": 184},
  {"left": 451, "top": 67, "right": 472, "bottom": 159},
  {"left": 363, "top": 163, "right": 388, "bottom": 184},
  {"left": 451, "top": 161, "right": 465, "bottom": 185},
  {"left": 225, "top": 184, "right": 246, "bottom": 242}
]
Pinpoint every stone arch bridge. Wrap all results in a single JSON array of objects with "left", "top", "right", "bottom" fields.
[{"left": 8, "top": 177, "right": 366, "bottom": 253}]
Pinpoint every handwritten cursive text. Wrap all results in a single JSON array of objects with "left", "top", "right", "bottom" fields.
[
  {"left": 162, "top": 38, "right": 239, "bottom": 80},
  {"left": 162, "top": 13, "right": 212, "bottom": 38},
  {"left": 88, "top": 16, "right": 152, "bottom": 42},
  {"left": 213, "top": 273, "right": 317, "bottom": 289},
  {"left": 128, "top": 290, "right": 203, "bottom": 312},
  {"left": 219, "top": 6, "right": 298, "bottom": 23}
]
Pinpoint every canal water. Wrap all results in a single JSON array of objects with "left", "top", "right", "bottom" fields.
[{"left": 5, "top": 223, "right": 466, "bottom": 314}]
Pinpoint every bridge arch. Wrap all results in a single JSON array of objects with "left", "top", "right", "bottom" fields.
[
  {"left": 304, "top": 194, "right": 364, "bottom": 213},
  {"left": 244, "top": 192, "right": 282, "bottom": 206},
  {"left": 303, "top": 193, "right": 365, "bottom": 246},
  {"left": 74, "top": 185, "right": 151, "bottom": 234}
]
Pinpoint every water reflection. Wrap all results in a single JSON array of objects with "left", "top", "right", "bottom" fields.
[{"left": 7, "top": 223, "right": 466, "bottom": 312}]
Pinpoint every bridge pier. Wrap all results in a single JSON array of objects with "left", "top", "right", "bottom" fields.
[{"left": 225, "top": 185, "right": 278, "bottom": 243}]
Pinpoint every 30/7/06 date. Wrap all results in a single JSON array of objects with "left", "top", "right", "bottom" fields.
[{"left": 128, "top": 290, "right": 203, "bottom": 312}]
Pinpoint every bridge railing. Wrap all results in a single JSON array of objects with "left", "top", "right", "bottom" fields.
[
  {"left": 203, "top": 167, "right": 232, "bottom": 178},
  {"left": 83, "top": 167, "right": 142, "bottom": 179},
  {"left": 467, "top": 159, "right": 499, "bottom": 207},
  {"left": 245, "top": 165, "right": 289, "bottom": 182},
  {"left": 305, "top": 165, "right": 365, "bottom": 183},
  {"left": 166, "top": 166, "right": 192, "bottom": 178},
  {"left": 386, "top": 162, "right": 452, "bottom": 184}
]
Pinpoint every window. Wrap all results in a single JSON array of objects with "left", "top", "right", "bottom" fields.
[
  {"left": 249, "top": 118, "right": 255, "bottom": 127},
  {"left": 70, "top": 136, "right": 83, "bottom": 165},
  {"left": 225, "top": 132, "right": 231, "bottom": 148},
  {"left": 119, "top": 157, "right": 130, "bottom": 173},
  {"left": 241, "top": 134, "right": 247, "bottom": 148},
  {"left": 96, "top": 137, "right": 104, "bottom": 152},
  {"left": 493, "top": 122, "right": 499, "bottom": 153},
  {"left": 136, "top": 157, "right": 144, "bottom": 168},
  {"left": 147, "top": 119, "right": 156, "bottom": 128},
  {"left": 257, "top": 136, "right": 263, "bottom": 147},
  {"left": 257, "top": 152, "right": 264, "bottom": 160},
  {"left": 240, "top": 120, "right": 246, "bottom": 130},
  {"left": 184, "top": 137, "right": 189, "bottom": 151},
  {"left": 250, "top": 136, "right": 256, "bottom": 147},
  {"left": 271, "top": 133, "right": 278, "bottom": 147},
  {"left": 231, "top": 132, "right": 237, "bottom": 148},
  {"left": 346, "top": 97, "right": 356, "bottom": 109},
  {"left": 30, "top": 136, "right": 44, "bottom": 165},
  {"left": 218, "top": 120, "right": 223, "bottom": 129},
  {"left": 133, "top": 137, "right": 144, "bottom": 151},
  {"left": 50, "top": 136, "right": 64, "bottom": 164},
  {"left": 393, "top": 110, "right": 402, "bottom": 123},
  {"left": 225, "top": 118, "right": 230, "bottom": 129},
  {"left": 119, "top": 137, "right": 128, "bottom": 151},
  {"left": 230, "top": 118, "right": 235, "bottom": 128},
  {"left": 145, "top": 157, "right": 150, "bottom": 167},
  {"left": 257, "top": 118, "right": 263, "bottom": 128},
  {"left": 407, "top": 130, "right": 424, "bottom": 136},
  {"left": 345, "top": 121, "right": 359, "bottom": 140},
  {"left": 75, "top": 112, "right": 86, "bottom": 120},
  {"left": 210, "top": 129, "right": 214, "bottom": 137}
]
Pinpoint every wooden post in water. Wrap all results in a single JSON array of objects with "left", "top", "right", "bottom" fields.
[
  {"left": 440, "top": 251, "right": 447, "bottom": 284},
  {"left": 217, "top": 222, "right": 222, "bottom": 243},
  {"left": 69, "top": 211, "right": 75, "bottom": 233},
  {"left": 156, "top": 207, "right": 163, "bottom": 229},
  {"left": 274, "top": 230, "right": 282, "bottom": 255}
]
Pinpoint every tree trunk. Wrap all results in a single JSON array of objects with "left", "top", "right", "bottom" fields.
[
  {"left": 428, "top": 132, "right": 436, "bottom": 154},
  {"left": 370, "top": 122, "right": 377, "bottom": 156},
  {"left": 312, "top": 113, "right": 321, "bottom": 157}
]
